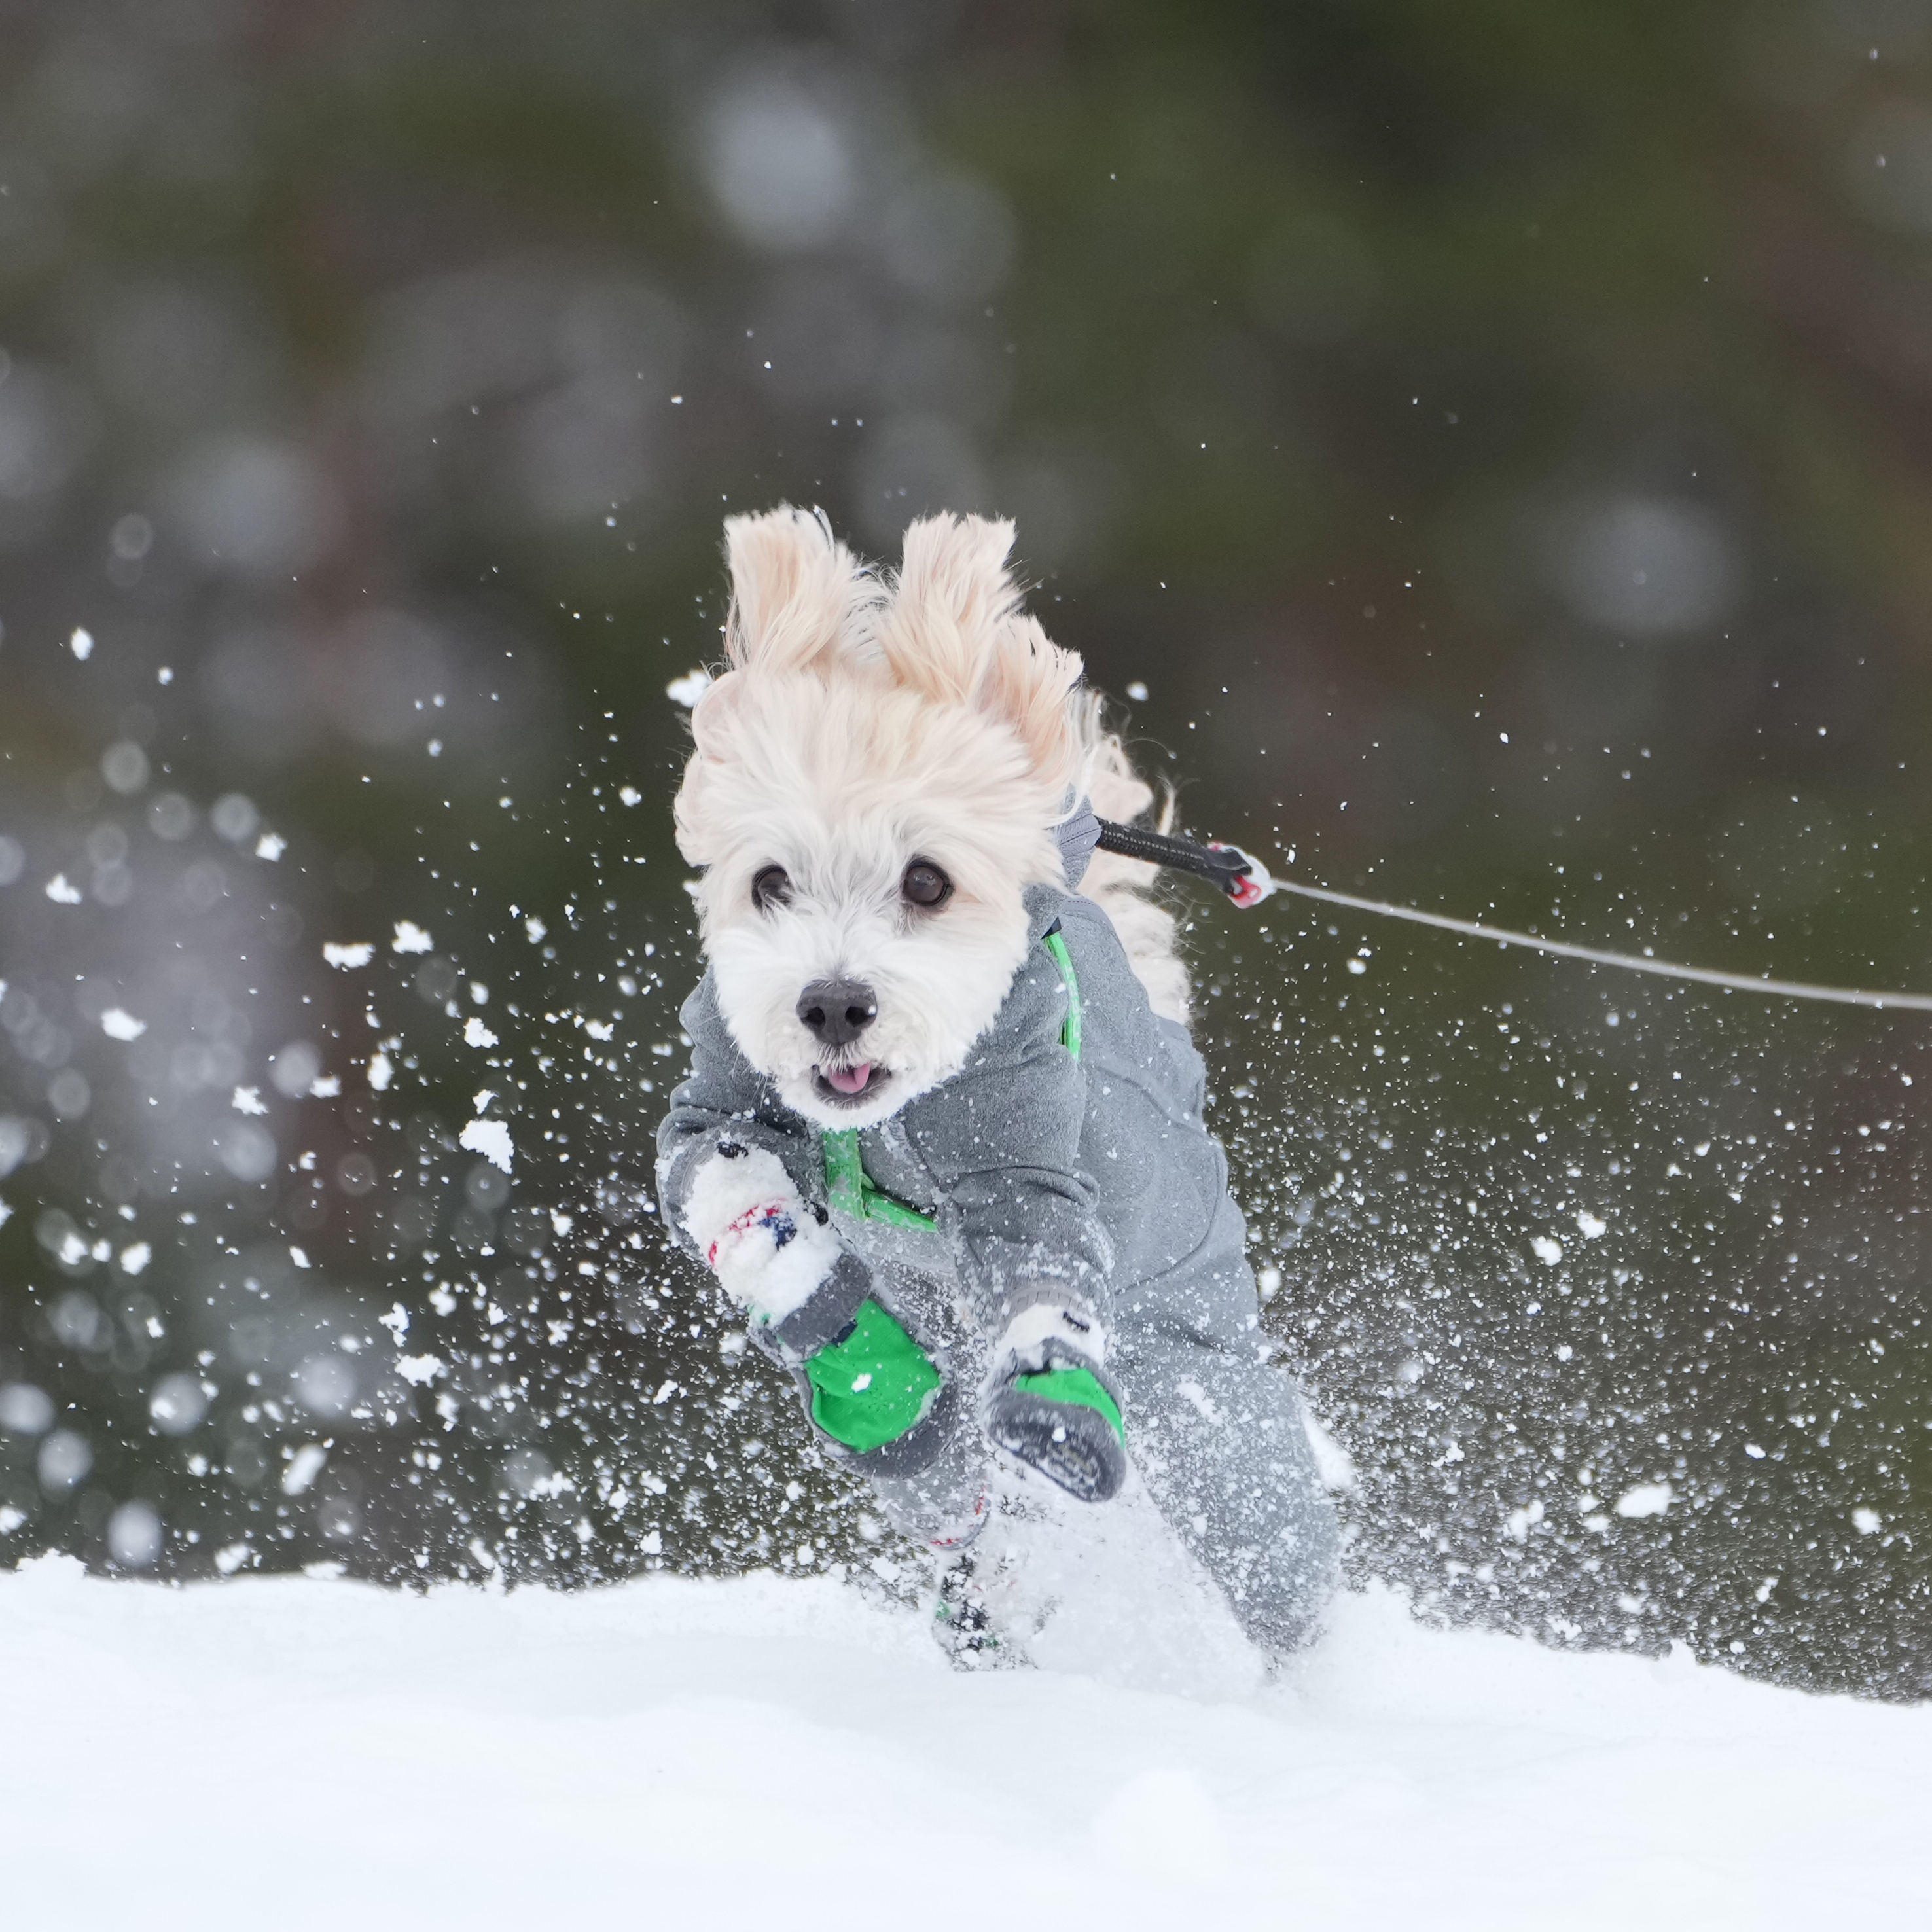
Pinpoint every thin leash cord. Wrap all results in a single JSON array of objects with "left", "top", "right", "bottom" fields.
[{"left": 1266, "top": 872, "right": 1932, "bottom": 1014}]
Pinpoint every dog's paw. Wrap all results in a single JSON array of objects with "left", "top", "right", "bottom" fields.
[
  {"left": 931, "top": 1548, "right": 1035, "bottom": 1670},
  {"left": 681, "top": 1145, "right": 838, "bottom": 1323},
  {"left": 993, "top": 1300, "right": 1108, "bottom": 1377}
]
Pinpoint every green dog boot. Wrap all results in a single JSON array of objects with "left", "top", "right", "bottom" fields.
[{"left": 983, "top": 1309, "right": 1127, "bottom": 1504}]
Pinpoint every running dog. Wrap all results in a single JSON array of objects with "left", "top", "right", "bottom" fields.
[{"left": 656, "top": 507, "right": 1335, "bottom": 1658}]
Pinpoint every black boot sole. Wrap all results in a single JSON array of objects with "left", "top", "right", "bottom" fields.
[{"left": 985, "top": 1389, "right": 1127, "bottom": 1503}]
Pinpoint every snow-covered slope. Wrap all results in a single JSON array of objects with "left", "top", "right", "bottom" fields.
[{"left": 3, "top": 1552, "right": 1927, "bottom": 1931}]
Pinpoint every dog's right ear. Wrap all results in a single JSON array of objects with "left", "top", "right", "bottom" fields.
[{"left": 723, "top": 505, "right": 878, "bottom": 677}]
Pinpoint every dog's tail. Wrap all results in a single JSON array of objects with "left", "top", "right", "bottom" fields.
[{"left": 1073, "top": 695, "right": 1190, "bottom": 1025}]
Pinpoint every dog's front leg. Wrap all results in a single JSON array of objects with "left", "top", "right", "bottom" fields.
[{"left": 682, "top": 1143, "right": 978, "bottom": 1518}]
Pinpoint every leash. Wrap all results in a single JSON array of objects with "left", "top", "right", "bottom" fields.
[{"left": 1090, "top": 817, "right": 1932, "bottom": 1013}]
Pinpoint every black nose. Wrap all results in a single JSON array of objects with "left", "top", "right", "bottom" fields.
[{"left": 796, "top": 978, "right": 877, "bottom": 1047}]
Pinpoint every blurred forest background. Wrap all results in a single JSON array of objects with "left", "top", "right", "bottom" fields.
[{"left": 1, "top": 0, "right": 1929, "bottom": 1698}]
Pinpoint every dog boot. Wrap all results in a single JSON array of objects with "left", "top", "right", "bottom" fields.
[
  {"left": 933, "top": 1551, "right": 1001, "bottom": 1664},
  {"left": 742, "top": 1243, "right": 957, "bottom": 1474},
  {"left": 983, "top": 1302, "right": 1127, "bottom": 1503},
  {"left": 931, "top": 1544, "right": 1033, "bottom": 1668}
]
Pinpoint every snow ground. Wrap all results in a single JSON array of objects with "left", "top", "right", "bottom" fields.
[{"left": 4, "top": 1547, "right": 1929, "bottom": 1931}]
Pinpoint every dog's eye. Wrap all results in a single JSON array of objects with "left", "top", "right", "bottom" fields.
[
  {"left": 902, "top": 860, "right": 952, "bottom": 909},
  {"left": 751, "top": 865, "right": 791, "bottom": 912}
]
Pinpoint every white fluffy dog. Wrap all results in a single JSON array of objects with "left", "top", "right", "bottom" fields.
[{"left": 656, "top": 507, "right": 1336, "bottom": 1662}]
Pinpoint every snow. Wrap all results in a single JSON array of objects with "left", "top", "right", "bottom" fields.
[
  {"left": 1, "top": 1560, "right": 1926, "bottom": 1931},
  {"left": 146, "top": 1372, "right": 207, "bottom": 1435},
  {"left": 1615, "top": 1480, "right": 1675, "bottom": 1518},
  {"left": 460, "top": 1117, "right": 513, "bottom": 1171},
  {"left": 279, "top": 1443, "right": 327, "bottom": 1495},
  {"left": 0, "top": 1383, "right": 55, "bottom": 1433}
]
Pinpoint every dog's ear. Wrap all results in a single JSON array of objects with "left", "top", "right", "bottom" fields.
[
  {"left": 723, "top": 505, "right": 876, "bottom": 676},
  {"left": 876, "top": 514, "right": 1023, "bottom": 701},
  {"left": 878, "top": 514, "right": 1084, "bottom": 787}
]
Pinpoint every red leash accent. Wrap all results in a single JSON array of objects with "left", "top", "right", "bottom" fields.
[{"left": 1209, "top": 842, "right": 1274, "bottom": 908}]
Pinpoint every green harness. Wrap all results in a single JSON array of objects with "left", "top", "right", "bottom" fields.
[
  {"left": 819, "top": 927, "right": 1081, "bottom": 1232},
  {"left": 803, "top": 929, "right": 1085, "bottom": 1456}
]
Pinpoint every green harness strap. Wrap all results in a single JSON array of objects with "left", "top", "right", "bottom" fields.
[
  {"left": 821, "top": 929, "right": 1081, "bottom": 1232},
  {"left": 823, "top": 1128, "right": 939, "bottom": 1232},
  {"left": 1041, "top": 927, "right": 1081, "bottom": 1060}
]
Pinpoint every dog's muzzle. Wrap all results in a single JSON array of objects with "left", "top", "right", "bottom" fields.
[{"left": 796, "top": 978, "right": 889, "bottom": 1106}]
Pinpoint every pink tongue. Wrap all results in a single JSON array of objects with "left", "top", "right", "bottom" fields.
[{"left": 825, "top": 1062, "right": 873, "bottom": 1095}]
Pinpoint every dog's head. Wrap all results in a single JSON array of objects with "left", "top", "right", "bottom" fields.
[{"left": 673, "top": 507, "right": 1084, "bottom": 1128}]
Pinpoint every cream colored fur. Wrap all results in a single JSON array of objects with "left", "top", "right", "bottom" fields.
[
  {"left": 673, "top": 507, "right": 1189, "bottom": 1128},
  {"left": 1070, "top": 694, "right": 1190, "bottom": 1026}
]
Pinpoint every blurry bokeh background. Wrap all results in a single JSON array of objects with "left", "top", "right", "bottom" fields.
[{"left": 2, "top": 0, "right": 1929, "bottom": 1696}]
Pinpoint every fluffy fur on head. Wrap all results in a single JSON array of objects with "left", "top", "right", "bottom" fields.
[{"left": 675, "top": 505, "right": 1180, "bottom": 1126}]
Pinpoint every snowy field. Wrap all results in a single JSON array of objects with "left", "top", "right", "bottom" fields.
[{"left": 5, "top": 1545, "right": 1929, "bottom": 1932}]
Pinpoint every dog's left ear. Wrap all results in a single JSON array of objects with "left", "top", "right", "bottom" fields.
[
  {"left": 723, "top": 505, "right": 878, "bottom": 677},
  {"left": 877, "top": 513, "right": 1084, "bottom": 789}
]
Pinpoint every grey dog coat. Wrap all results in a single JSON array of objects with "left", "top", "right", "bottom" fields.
[{"left": 655, "top": 882, "right": 1338, "bottom": 1653}]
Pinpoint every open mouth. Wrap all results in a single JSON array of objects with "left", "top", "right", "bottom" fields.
[{"left": 812, "top": 1062, "right": 889, "bottom": 1108}]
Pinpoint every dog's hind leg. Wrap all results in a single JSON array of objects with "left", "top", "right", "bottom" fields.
[
  {"left": 1107, "top": 1230, "right": 1341, "bottom": 1659},
  {"left": 1119, "top": 1333, "right": 1340, "bottom": 1657}
]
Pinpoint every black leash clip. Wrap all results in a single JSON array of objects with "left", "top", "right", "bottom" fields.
[{"left": 1092, "top": 819, "right": 1274, "bottom": 908}]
